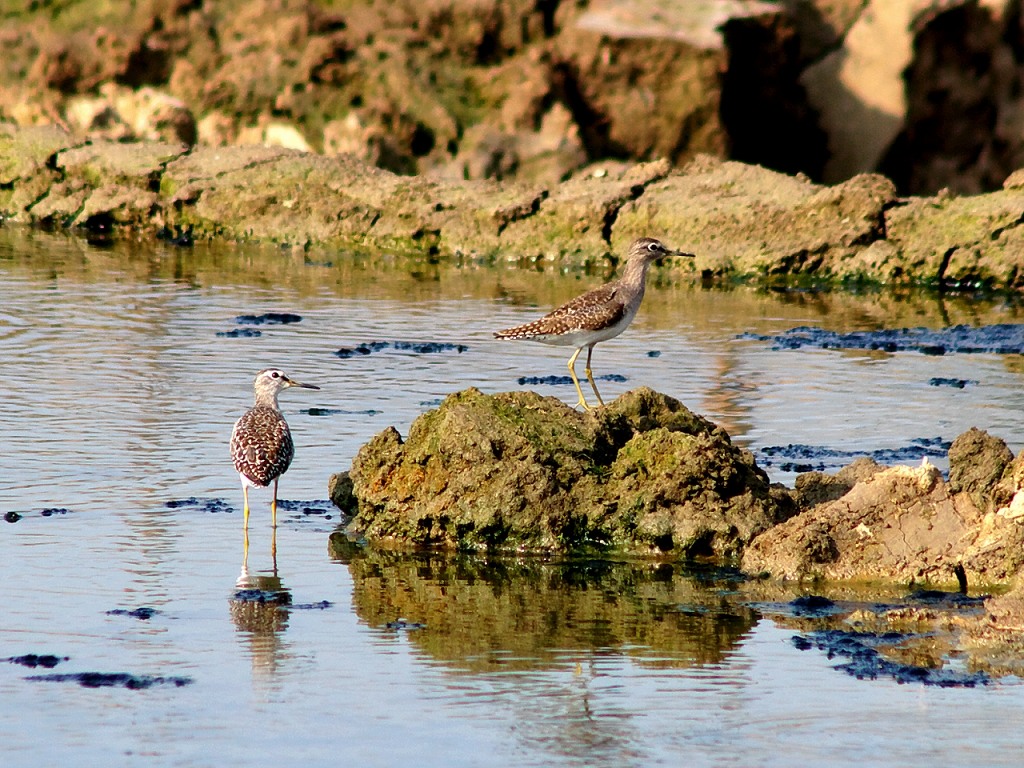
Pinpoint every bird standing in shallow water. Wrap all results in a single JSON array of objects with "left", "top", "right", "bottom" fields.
[
  {"left": 230, "top": 368, "right": 320, "bottom": 530},
  {"left": 494, "top": 237, "right": 694, "bottom": 411}
]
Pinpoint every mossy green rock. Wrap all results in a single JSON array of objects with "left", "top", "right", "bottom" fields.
[{"left": 341, "top": 387, "right": 792, "bottom": 557}]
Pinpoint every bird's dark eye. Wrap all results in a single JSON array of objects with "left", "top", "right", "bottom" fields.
[
  {"left": 648, "top": 242, "right": 660, "bottom": 252},
  {"left": 270, "top": 371, "right": 280, "bottom": 378}
]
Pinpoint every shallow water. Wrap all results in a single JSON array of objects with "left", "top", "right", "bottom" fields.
[{"left": 3, "top": 228, "right": 1024, "bottom": 767}]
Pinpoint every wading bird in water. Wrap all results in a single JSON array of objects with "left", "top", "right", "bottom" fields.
[{"left": 230, "top": 368, "right": 319, "bottom": 532}]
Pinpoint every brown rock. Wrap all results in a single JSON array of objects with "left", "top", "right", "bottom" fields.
[
  {"left": 793, "top": 457, "right": 885, "bottom": 509},
  {"left": 948, "top": 427, "right": 1014, "bottom": 511},
  {"left": 742, "top": 462, "right": 984, "bottom": 584}
]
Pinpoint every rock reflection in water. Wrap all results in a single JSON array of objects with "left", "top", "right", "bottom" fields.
[
  {"left": 329, "top": 543, "right": 760, "bottom": 763},
  {"left": 329, "top": 538, "right": 757, "bottom": 671}
]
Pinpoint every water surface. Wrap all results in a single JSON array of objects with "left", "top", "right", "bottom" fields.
[{"left": 3, "top": 228, "right": 1024, "bottom": 767}]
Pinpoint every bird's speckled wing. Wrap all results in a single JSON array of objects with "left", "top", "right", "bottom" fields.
[
  {"left": 230, "top": 406, "right": 294, "bottom": 486},
  {"left": 495, "top": 283, "right": 627, "bottom": 338}
]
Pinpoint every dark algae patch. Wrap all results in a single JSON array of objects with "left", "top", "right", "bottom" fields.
[
  {"left": 235, "top": 312, "right": 303, "bottom": 325},
  {"left": 391, "top": 341, "right": 468, "bottom": 354},
  {"left": 791, "top": 630, "right": 989, "bottom": 687},
  {"left": 166, "top": 497, "right": 233, "bottom": 514},
  {"left": 8, "top": 507, "right": 75, "bottom": 521},
  {"left": 304, "top": 407, "right": 382, "bottom": 416},
  {"left": 335, "top": 340, "right": 468, "bottom": 358},
  {"left": 928, "top": 377, "right": 977, "bottom": 388},
  {"left": 107, "top": 607, "right": 159, "bottom": 620},
  {"left": 276, "top": 499, "right": 335, "bottom": 514},
  {"left": 26, "top": 672, "right": 193, "bottom": 689},
  {"left": 517, "top": 373, "right": 627, "bottom": 386},
  {"left": 741, "top": 323, "right": 1024, "bottom": 354},
  {"left": 334, "top": 341, "right": 389, "bottom": 357},
  {"left": 5, "top": 654, "right": 67, "bottom": 668},
  {"left": 217, "top": 328, "right": 262, "bottom": 338},
  {"left": 757, "top": 437, "right": 950, "bottom": 473}
]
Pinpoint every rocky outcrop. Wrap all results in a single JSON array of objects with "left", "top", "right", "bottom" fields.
[
  {"left": 0, "top": 0, "right": 779, "bottom": 186},
  {"left": 6, "top": 1, "right": 1024, "bottom": 195},
  {"left": 331, "top": 397, "right": 1024, "bottom": 588},
  {"left": 5, "top": 124, "right": 1024, "bottom": 289},
  {"left": 335, "top": 387, "right": 792, "bottom": 557}
]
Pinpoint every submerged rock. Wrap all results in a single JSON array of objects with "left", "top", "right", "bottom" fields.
[{"left": 338, "top": 387, "right": 792, "bottom": 557}]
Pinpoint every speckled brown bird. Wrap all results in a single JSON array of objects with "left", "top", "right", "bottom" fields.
[
  {"left": 494, "top": 238, "right": 694, "bottom": 410},
  {"left": 230, "top": 368, "right": 319, "bottom": 529}
]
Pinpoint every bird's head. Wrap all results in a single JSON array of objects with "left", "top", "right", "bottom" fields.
[
  {"left": 253, "top": 368, "right": 320, "bottom": 398},
  {"left": 629, "top": 237, "right": 696, "bottom": 264}
]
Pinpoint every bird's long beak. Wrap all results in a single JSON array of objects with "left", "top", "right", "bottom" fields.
[
  {"left": 654, "top": 248, "right": 695, "bottom": 264},
  {"left": 284, "top": 376, "right": 320, "bottom": 390}
]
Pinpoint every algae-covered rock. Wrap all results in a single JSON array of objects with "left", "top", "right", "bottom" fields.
[
  {"left": 0, "top": 124, "right": 77, "bottom": 218},
  {"left": 341, "top": 386, "right": 791, "bottom": 557}
]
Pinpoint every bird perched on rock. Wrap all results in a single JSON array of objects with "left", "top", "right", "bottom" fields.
[
  {"left": 495, "top": 237, "right": 694, "bottom": 410},
  {"left": 230, "top": 368, "right": 319, "bottom": 529}
]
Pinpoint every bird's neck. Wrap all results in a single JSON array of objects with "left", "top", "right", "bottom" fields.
[
  {"left": 617, "top": 256, "right": 654, "bottom": 296},
  {"left": 253, "top": 393, "right": 281, "bottom": 411}
]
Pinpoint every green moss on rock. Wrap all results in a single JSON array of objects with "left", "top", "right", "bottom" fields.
[{"left": 342, "top": 386, "right": 792, "bottom": 557}]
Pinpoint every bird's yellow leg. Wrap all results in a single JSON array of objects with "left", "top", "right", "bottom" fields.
[
  {"left": 242, "top": 484, "right": 251, "bottom": 530},
  {"left": 567, "top": 347, "right": 592, "bottom": 411},
  {"left": 241, "top": 483, "right": 251, "bottom": 572},
  {"left": 584, "top": 345, "right": 605, "bottom": 407},
  {"left": 271, "top": 478, "right": 279, "bottom": 529},
  {"left": 271, "top": 526, "right": 278, "bottom": 575}
]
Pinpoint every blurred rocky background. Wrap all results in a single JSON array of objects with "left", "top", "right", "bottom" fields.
[{"left": 3, "top": 0, "right": 1022, "bottom": 195}]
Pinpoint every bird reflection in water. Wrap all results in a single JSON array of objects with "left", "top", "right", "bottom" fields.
[{"left": 230, "top": 526, "right": 292, "bottom": 682}]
